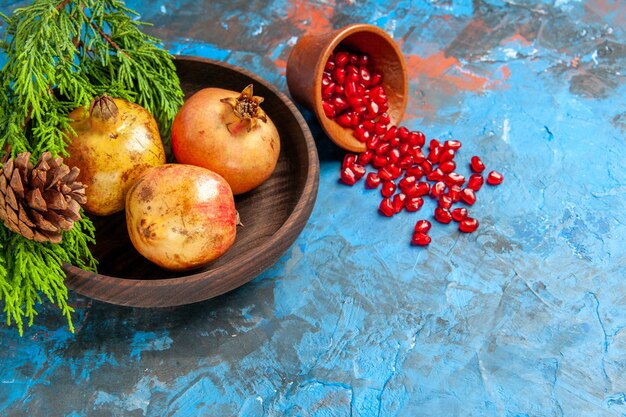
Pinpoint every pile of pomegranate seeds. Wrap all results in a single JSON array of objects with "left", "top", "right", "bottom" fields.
[{"left": 324, "top": 49, "right": 503, "bottom": 246}]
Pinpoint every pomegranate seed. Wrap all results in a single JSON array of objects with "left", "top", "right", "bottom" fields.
[
  {"left": 438, "top": 195, "right": 453, "bottom": 209},
  {"left": 397, "top": 155, "right": 414, "bottom": 169},
  {"left": 414, "top": 219, "right": 432, "bottom": 233},
  {"left": 345, "top": 80, "right": 358, "bottom": 97},
  {"left": 411, "top": 232, "right": 431, "bottom": 246},
  {"left": 357, "top": 53, "right": 370, "bottom": 67},
  {"left": 322, "top": 83, "right": 336, "bottom": 100},
  {"left": 411, "top": 147, "right": 426, "bottom": 163},
  {"left": 335, "top": 84, "right": 345, "bottom": 96},
  {"left": 333, "top": 96, "right": 349, "bottom": 113},
  {"left": 421, "top": 160, "right": 433, "bottom": 174},
  {"left": 376, "top": 142, "right": 391, "bottom": 156},
  {"left": 353, "top": 126, "right": 371, "bottom": 143},
  {"left": 459, "top": 217, "right": 479, "bottom": 233},
  {"left": 470, "top": 156, "right": 486, "bottom": 173},
  {"left": 378, "top": 166, "right": 394, "bottom": 181},
  {"left": 406, "top": 165, "right": 424, "bottom": 179},
  {"left": 426, "top": 168, "right": 445, "bottom": 182},
  {"left": 460, "top": 188, "right": 476, "bottom": 205},
  {"left": 347, "top": 95, "right": 364, "bottom": 111},
  {"left": 444, "top": 140, "right": 462, "bottom": 151},
  {"left": 387, "top": 164, "right": 403, "bottom": 179},
  {"left": 352, "top": 163, "right": 366, "bottom": 180},
  {"left": 445, "top": 172, "right": 465, "bottom": 187},
  {"left": 388, "top": 148, "right": 401, "bottom": 165},
  {"left": 370, "top": 71, "right": 383, "bottom": 86},
  {"left": 398, "top": 175, "right": 417, "bottom": 193},
  {"left": 333, "top": 66, "right": 346, "bottom": 84},
  {"left": 374, "top": 122, "right": 388, "bottom": 136},
  {"left": 336, "top": 113, "right": 352, "bottom": 128},
  {"left": 409, "top": 131, "right": 426, "bottom": 147},
  {"left": 439, "top": 148, "right": 456, "bottom": 163},
  {"left": 429, "top": 139, "right": 442, "bottom": 151},
  {"left": 451, "top": 207, "right": 468, "bottom": 222},
  {"left": 357, "top": 150, "right": 373, "bottom": 165},
  {"left": 398, "top": 126, "right": 409, "bottom": 141},
  {"left": 487, "top": 170, "right": 504, "bottom": 185},
  {"left": 392, "top": 193, "right": 406, "bottom": 213},
  {"left": 430, "top": 181, "right": 446, "bottom": 199},
  {"left": 427, "top": 146, "right": 442, "bottom": 163},
  {"left": 335, "top": 51, "right": 349, "bottom": 67},
  {"left": 379, "top": 198, "right": 395, "bottom": 217},
  {"left": 322, "top": 101, "right": 336, "bottom": 118},
  {"left": 349, "top": 54, "right": 359, "bottom": 66},
  {"left": 380, "top": 125, "right": 393, "bottom": 140},
  {"left": 340, "top": 166, "right": 357, "bottom": 185},
  {"left": 415, "top": 181, "right": 430, "bottom": 196},
  {"left": 324, "top": 57, "right": 335, "bottom": 72},
  {"left": 381, "top": 180, "right": 397, "bottom": 197},
  {"left": 379, "top": 112, "right": 391, "bottom": 125},
  {"left": 359, "top": 67, "right": 371, "bottom": 86},
  {"left": 447, "top": 184, "right": 462, "bottom": 202},
  {"left": 434, "top": 207, "right": 453, "bottom": 224},
  {"left": 439, "top": 160, "right": 456, "bottom": 174},
  {"left": 405, "top": 196, "right": 424, "bottom": 212},
  {"left": 342, "top": 153, "right": 357, "bottom": 169},
  {"left": 366, "top": 135, "right": 380, "bottom": 151},
  {"left": 371, "top": 154, "right": 387, "bottom": 168},
  {"left": 369, "top": 85, "right": 387, "bottom": 105},
  {"left": 365, "top": 172, "right": 381, "bottom": 189},
  {"left": 467, "top": 174, "right": 484, "bottom": 191}
]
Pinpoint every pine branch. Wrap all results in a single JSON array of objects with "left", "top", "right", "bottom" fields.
[{"left": 0, "top": 0, "right": 183, "bottom": 334}]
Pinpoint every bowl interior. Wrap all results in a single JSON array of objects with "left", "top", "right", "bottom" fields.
[{"left": 81, "top": 57, "right": 319, "bottom": 280}]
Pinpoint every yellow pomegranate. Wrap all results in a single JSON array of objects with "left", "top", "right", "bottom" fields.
[{"left": 65, "top": 95, "right": 166, "bottom": 216}]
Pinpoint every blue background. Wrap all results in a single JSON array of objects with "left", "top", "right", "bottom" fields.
[{"left": 1, "top": 0, "right": 626, "bottom": 416}]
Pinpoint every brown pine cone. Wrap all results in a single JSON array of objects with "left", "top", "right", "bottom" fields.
[{"left": 0, "top": 151, "right": 87, "bottom": 243}]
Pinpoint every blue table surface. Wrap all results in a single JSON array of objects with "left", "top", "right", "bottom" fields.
[{"left": 2, "top": 1, "right": 626, "bottom": 416}]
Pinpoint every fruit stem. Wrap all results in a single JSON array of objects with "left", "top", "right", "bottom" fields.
[
  {"left": 89, "top": 94, "right": 119, "bottom": 130},
  {"left": 220, "top": 84, "right": 267, "bottom": 131}
]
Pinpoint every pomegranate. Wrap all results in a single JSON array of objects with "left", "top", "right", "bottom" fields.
[
  {"left": 171, "top": 84, "right": 280, "bottom": 195},
  {"left": 65, "top": 95, "right": 166, "bottom": 216},
  {"left": 125, "top": 164, "right": 236, "bottom": 271}
]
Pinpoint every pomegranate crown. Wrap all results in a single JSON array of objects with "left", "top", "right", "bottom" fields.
[{"left": 221, "top": 84, "right": 267, "bottom": 130}]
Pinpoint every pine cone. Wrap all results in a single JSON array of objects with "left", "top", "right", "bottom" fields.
[{"left": 0, "top": 152, "right": 87, "bottom": 243}]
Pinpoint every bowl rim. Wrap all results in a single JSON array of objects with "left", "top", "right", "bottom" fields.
[{"left": 63, "top": 55, "right": 320, "bottom": 307}]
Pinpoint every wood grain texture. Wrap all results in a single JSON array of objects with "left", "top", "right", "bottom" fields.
[{"left": 62, "top": 56, "right": 320, "bottom": 307}]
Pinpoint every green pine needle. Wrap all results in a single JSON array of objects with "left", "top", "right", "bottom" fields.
[{"left": 0, "top": 0, "right": 184, "bottom": 334}]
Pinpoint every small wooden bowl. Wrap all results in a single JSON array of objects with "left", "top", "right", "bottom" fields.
[
  {"left": 286, "top": 23, "right": 408, "bottom": 153},
  {"left": 62, "top": 56, "right": 320, "bottom": 307}
]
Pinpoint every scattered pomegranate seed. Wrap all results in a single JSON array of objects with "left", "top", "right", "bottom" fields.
[
  {"left": 467, "top": 174, "right": 484, "bottom": 191},
  {"left": 381, "top": 180, "right": 397, "bottom": 197},
  {"left": 434, "top": 207, "right": 453, "bottom": 224},
  {"left": 438, "top": 195, "right": 453, "bottom": 210},
  {"left": 460, "top": 188, "right": 477, "bottom": 205},
  {"left": 414, "top": 219, "right": 432, "bottom": 233},
  {"left": 413, "top": 219, "right": 432, "bottom": 233},
  {"left": 411, "top": 232, "right": 431, "bottom": 246},
  {"left": 379, "top": 198, "right": 395, "bottom": 217},
  {"left": 365, "top": 172, "right": 381, "bottom": 189},
  {"left": 470, "top": 156, "right": 486, "bottom": 173},
  {"left": 325, "top": 48, "right": 503, "bottom": 246},
  {"left": 392, "top": 193, "right": 406, "bottom": 213},
  {"left": 487, "top": 170, "right": 504, "bottom": 185},
  {"left": 405, "top": 196, "right": 424, "bottom": 212},
  {"left": 459, "top": 217, "right": 479, "bottom": 233},
  {"left": 340, "top": 166, "right": 357, "bottom": 185},
  {"left": 451, "top": 207, "right": 468, "bottom": 222},
  {"left": 430, "top": 181, "right": 446, "bottom": 199}
]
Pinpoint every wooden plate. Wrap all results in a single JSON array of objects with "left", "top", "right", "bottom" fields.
[{"left": 63, "top": 56, "right": 320, "bottom": 307}]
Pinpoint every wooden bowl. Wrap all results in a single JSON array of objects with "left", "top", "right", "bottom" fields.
[
  {"left": 62, "top": 56, "right": 320, "bottom": 307},
  {"left": 286, "top": 23, "right": 408, "bottom": 153}
]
